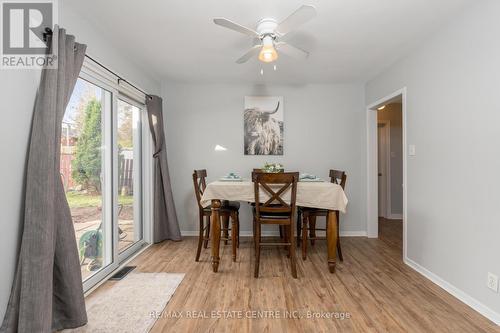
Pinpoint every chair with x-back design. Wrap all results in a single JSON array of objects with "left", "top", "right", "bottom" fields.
[{"left": 252, "top": 171, "right": 299, "bottom": 278}]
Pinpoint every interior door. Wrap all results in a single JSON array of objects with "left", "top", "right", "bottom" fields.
[{"left": 378, "top": 123, "right": 388, "bottom": 218}]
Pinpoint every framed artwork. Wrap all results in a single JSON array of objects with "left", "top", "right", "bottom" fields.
[{"left": 244, "top": 96, "right": 284, "bottom": 155}]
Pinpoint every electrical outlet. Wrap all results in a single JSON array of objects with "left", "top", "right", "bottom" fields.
[{"left": 487, "top": 272, "right": 498, "bottom": 292}]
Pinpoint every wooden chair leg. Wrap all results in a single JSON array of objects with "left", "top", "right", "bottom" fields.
[
  {"left": 203, "top": 215, "right": 210, "bottom": 249},
  {"left": 302, "top": 213, "right": 308, "bottom": 260},
  {"left": 309, "top": 215, "right": 317, "bottom": 245},
  {"left": 284, "top": 225, "right": 290, "bottom": 258},
  {"left": 296, "top": 209, "right": 302, "bottom": 247},
  {"left": 236, "top": 213, "right": 240, "bottom": 248},
  {"left": 231, "top": 212, "right": 237, "bottom": 262},
  {"left": 283, "top": 225, "right": 289, "bottom": 254},
  {"left": 289, "top": 222, "right": 297, "bottom": 278},
  {"left": 222, "top": 215, "right": 229, "bottom": 245},
  {"left": 336, "top": 211, "right": 343, "bottom": 261},
  {"left": 253, "top": 216, "right": 257, "bottom": 255},
  {"left": 196, "top": 214, "right": 204, "bottom": 261},
  {"left": 254, "top": 221, "right": 261, "bottom": 278}
]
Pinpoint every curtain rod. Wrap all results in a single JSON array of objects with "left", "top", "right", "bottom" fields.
[
  {"left": 85, "top": 54, "right": 152, "bottom": 100},
  {"left": 43, "top": 28, "right": 152, "bottom": 100}
]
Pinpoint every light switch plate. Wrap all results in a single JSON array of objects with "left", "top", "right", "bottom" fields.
[
  {"left": 487, "top": 272, "right": 498, "bottom": 292},
  {"left": 408, "top": 145, "right": 416, "bottom": 156}
]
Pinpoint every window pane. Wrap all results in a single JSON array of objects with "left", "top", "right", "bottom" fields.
[
  {"left": 61, "top": 78, "right": 112, "bottom": 281},
  {"left": 117, "top": 99, "right": 142, "bottom": 253}
]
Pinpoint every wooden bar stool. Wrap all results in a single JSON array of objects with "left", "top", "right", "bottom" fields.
[
  {"left": 298, "top": 170, "right": 347, "bottom": 261},
  {"left": 192, "top": 169, "right": 240, "bottom": 262},
  {"left": 252, "top": 171, "right": 299, "bottom": 278}
]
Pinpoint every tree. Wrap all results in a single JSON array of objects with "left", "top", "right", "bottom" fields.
[
  {"left": 117, "top": 103, "right": 133, "bottom": 148},
  {"left": 72, "top": 98, "right": 102, "bottom": 193}
]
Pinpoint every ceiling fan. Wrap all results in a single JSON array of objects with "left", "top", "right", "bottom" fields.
[{"left": 213, "top": 5, "right": 316, "bottom": 64}]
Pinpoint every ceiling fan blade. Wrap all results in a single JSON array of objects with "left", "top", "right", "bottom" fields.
[
  {"left": 276, "top": 42, "right": 309, "bottom": 59},
  {"left": 213, "top": 18, "right": 259, "bottom": 37},
  {"left": 236, "top": 45, "right": 262, "bottom": 64},
  {"left": 276, "top": 5, "right": 316, "bottom": 36}
]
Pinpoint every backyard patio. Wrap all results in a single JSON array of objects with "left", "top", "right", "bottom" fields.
[
  {"left": 68, "top": 193, "right": 136, "bottom": 280},
  {"left": 75, "top": 218, "right": 134, "bottom": 280}
]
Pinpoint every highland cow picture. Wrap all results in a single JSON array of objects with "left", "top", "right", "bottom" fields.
[{"left": 244, "top": 96, "right": 284, "bottom": 155}]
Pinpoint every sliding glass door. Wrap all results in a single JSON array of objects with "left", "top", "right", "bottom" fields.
[
  {"left": 116, "top": 98, "right": 143, "bottom": 260},
  {"left": 62, "top": 77, "right": 114, "bottom": 284},
  {"left": 61, "top": 73, "right": 146, "bottom": 291}
]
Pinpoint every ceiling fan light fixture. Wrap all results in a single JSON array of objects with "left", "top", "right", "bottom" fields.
[
  {"left": 258, "top": 36, "right": 278, "bottom": 63},
  {"left": 213, "top": 5, "right": 316, "bottom": 64},
  {"left": 259, "top": 46, "right": 278, "bottom": 63}
]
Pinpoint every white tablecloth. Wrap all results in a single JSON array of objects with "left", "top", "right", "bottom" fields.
[{"left": 200, "top": 181, "right": 348, "bottom": 213}]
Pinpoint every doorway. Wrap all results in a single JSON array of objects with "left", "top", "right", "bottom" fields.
[
  {"left": 366, "top": 88, "right": 407, "bottom": 258},
  {"left": 377, "top": 103, "right": 404, "bottom": 220}
]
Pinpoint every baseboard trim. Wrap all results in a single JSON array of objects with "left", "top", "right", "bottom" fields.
[
  {"left": 340, "top": 231, "right": 367, "bottom": 237},
  {"left": 181, "top": 230, "right": 367, "bottom": 237},
  {"left": 388, "top": 214, "right": 403, "bottom": 220},
  {"left": 404, "top": 257, "right": 500, "bottom": 326}
]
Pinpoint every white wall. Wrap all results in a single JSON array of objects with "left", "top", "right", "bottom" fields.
[
  {"left": 59, "top": 2, "right": 160, "bottom": 95},
  {"left": 161, "top": 82, "right": 366, "bottom": 235},
  {"left": 0, "top": 3, "right": 160, "bottom": 320},
  {"left": 366, "top": 0, "right": 500, "bottom": 322},
  {"left": 0, "top": 69, "right": 41, "bottom": 323}
]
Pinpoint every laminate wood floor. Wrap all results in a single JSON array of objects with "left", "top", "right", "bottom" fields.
[{"left": 88, "top": 218, "right": 500, "bottom": 332}]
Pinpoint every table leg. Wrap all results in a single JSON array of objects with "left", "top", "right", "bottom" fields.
[
  {"left": 211, "top": 199, "right": 221, "bottom": 272},
  {"left": 327, "top": 210, "right": 338, "bottom": 273}
]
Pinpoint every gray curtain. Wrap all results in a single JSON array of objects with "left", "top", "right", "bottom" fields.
[
  {"left": 146, "top": 96, "right": 181, "bottom": 242},
  {"left": 1, "top": 27, "right": 87, "bottom": 332}
]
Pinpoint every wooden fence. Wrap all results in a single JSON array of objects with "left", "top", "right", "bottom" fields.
[
  {"left": 119, "top": 158, "right": 134, "bottom": 195},
  {"left": 60, "top": 153, "right": 134, "bottom": 194}
]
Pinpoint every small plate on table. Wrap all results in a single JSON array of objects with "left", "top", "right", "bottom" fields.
[
  {"left": 219, "top": 177, "right": 243, "bottom": 182},
  {"left": 299, "top": 174, "right": 323, "bottom": 182},
  {"left": 219, "top": 173, "right": 243, "bottom": 182}
]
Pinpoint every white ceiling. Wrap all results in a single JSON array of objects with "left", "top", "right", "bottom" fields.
[{"left": 65, "top": 0, "right": 473, "bottom": 84}]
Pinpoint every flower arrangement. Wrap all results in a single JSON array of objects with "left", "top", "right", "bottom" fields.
[{"left": 262, "top": 162, "right": 284, "bottom": 173}]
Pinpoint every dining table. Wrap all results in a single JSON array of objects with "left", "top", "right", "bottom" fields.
[{"left": 199, "top": 178, "right": 348, "bottom": 274}]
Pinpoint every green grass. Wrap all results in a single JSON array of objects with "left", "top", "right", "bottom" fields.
[{"left": 66, "top": 192, "right": 133, "bottom": 208}]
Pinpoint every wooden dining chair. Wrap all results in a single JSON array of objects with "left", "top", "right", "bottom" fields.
[
  {"left": 298, "top": 170, "right": 347, "bottom": 261},
  {"left": 192, "top": 169, "right": 240, "bottom": 262},
  {"left": 251, "top": 168, "right": 286, "bottom": 239},
  {"left": 252, "top": 171, "right": 299, "bottom": 278}
]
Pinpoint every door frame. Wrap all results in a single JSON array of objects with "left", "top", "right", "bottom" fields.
[
  {"left": 77, "top": 70, "right": 119, "bottom": 292},
  {"left": 366, "top": 87, "right": 407, "bottom": 258},
  {"left": 377, "top": 120, "right": 392, "bottom": 219},
  {"left": 115, "top": 94, "right": 146, "bottom": 262}
]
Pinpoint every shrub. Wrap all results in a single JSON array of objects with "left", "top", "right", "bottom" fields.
[{"left": 72, "top": 98, "right": 102, "bottom": 193}]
